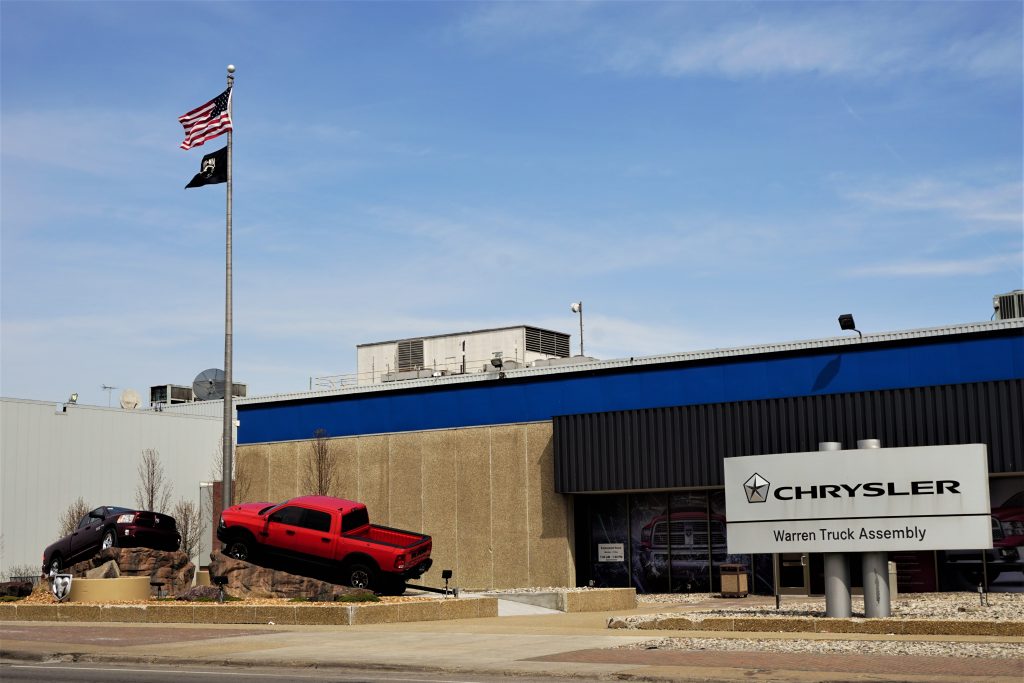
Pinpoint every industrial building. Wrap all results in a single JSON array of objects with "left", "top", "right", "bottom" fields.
[
  {"left": 0, "top": 398, "right": 221, "bottom": 578},
  {"left": 3, "top": 296, "right": 1022, "bottom": 595},
  {"left": 233, "top": 315, "right": 1024, "bottom": 594}
]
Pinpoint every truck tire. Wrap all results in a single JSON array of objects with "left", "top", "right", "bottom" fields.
[
  {"left": 223, "top": 534, "right": 256, "bottom": 562},
  {"left": 48, "top": 555, "right": 62, "bottom": 575},
  {"left": 344, "top": 562, "right": 376, "bottom": 590},
  {"left": 101, "top": 529, "right": 118, "bottom": 550}
]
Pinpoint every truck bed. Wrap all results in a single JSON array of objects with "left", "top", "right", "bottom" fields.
[{"left": 350, "top": 524, "right": 429, "bottom": 548}]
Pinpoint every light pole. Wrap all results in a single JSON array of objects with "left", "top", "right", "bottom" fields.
[{"left": 570, "top": 302, "right": 584, "bottom": 356}]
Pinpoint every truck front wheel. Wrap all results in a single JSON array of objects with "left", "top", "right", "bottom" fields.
[
  {"left": 223, "top": 535, "right": 255, "bottom": 562},
  {"left": 344, "top": 562, "right": 376, "bottom": 590}
]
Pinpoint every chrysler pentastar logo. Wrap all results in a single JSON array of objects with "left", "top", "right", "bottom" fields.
[{"left": 744, "top": 473, "right": 770, "bottom": 503}]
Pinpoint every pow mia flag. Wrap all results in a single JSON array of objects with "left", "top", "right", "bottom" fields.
[{"left": 185, "top": 146, "right": 227, "bottom": 189}]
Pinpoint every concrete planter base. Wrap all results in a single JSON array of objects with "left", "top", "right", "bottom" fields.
[
  {"left": 0, "top": 597, "right": 497, "bottom": 625},
  {"left": 67, "top": 577, "right": 152, "bottom": 602},
  {"left": 486, "top": 588, "right": 637, "bottom": 612}
]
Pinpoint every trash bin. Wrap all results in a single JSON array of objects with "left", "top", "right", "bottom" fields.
[{"left": 720, "top": 563, "right": 748, "bottom": 598}]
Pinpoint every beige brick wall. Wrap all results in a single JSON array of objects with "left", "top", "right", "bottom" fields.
[{"left": 235, "top": 422, "right": 574, "bottom": 590}]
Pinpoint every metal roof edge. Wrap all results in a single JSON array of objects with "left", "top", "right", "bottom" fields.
[
  {"left": 238, "top": 318, "right": 1024, "bottom": 408},
  {"left": 0, "top": 396, "right": 221, "bottom": 420}
]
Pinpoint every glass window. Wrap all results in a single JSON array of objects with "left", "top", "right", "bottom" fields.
[
  {"left": 77, "top": 514, "right": 93, "bottom": 529},
  {"left": 268, "top": 506, "right": 304, "bottom": 526},
  {"left": 668, "top": 492, "right": 711, "bottom": 592},
  {"left": 342, "top": 507, "right": 369, "bottom": 532},
  {"left": 709, "top": 490, "right": 753, "bottom": 593},
  {"left": 301, "top": 509, "right": 332, "bottom": 533},
  {"left": 589, "top": 495, "right": 629, "bottom": 588},
  {"left": 630, "top": 493, "right": 670, "bottom": 594}
]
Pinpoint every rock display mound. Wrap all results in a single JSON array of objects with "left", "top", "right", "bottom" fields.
[
  {"left": 67, "top": 548, "right": 195, "bottom": 596},
  {"left": 208, "top": 553, "right": 374, "bottom": 601}
]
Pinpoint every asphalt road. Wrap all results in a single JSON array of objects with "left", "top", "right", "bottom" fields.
[{"left": 1, "top": 663, "right": 565, "bottom": 683}]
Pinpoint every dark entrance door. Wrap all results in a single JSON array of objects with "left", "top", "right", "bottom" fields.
[{"left": 778, "top": 552, "right": 808, "bottom": 594}]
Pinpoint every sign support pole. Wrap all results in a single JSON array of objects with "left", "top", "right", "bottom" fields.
[
  {"left": 819, "top": 441, "right": 852, "bottom": 617},
  {"left": 858, "top": 438, "right": 891, "bottom": 618}
]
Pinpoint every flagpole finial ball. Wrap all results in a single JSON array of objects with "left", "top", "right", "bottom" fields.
[{"left": 227, "top": 64, "right": 236, "bottom": 74}]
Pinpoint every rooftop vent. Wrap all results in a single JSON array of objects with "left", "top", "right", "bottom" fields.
[
  {"left": 993, "top": 290, "right": 1024, "bottom": 320},
  {"left": 525, "top": 327, "right": 570, "bottom": 357},
  {"left": 396, "top": 339, "right": 424, "bottom": 371}
]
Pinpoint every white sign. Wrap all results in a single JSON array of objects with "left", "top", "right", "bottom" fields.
[
  {"left": 597, "top": 543, "right": 625, "bottom": 562},
  {"left": 724, "top": 444, "right": 992, "bottom": 554}
]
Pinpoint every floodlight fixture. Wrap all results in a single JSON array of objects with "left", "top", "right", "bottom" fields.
[
  {"left": 212, "top": 574, "right": 229, "bottom": 603},
  {"left": 67, "top": 393, "right": 78, "bottom": 405},
  {"left": 570, "top": 301, "right": 584, "bottom": 356},
  {"left": 838, "top": 314, "right": 862, "bottom": 339}
]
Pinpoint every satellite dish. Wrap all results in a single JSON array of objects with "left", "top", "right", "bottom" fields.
[
  {"left": 193, "top": 368, "right": 226, "bottom": 401},
  {"left": 119, "top": 388, "right": 140, "bottom": 410}
]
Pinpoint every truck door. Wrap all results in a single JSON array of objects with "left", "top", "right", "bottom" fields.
[
  {"left": 69, "top": 510, "right": 104, "bottom": 564},
  {"left": 295, "top": 509, "right": 335, "bottom": 562},
  {"left": 265, "top": 505, "right": 334, "bottom": 565},
  {"left": 264, "top": 505, "right": 306, "bottom": 562}
]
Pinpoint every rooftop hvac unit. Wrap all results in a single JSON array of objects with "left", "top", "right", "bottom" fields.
[
  {"left": 993, "top": 290, "right": 1024, "bottom": 320},
  {"left": 150, "top": 384, "right": 193, "bottom": 405}
]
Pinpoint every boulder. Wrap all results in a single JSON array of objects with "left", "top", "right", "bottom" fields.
[
  {"left": 68, "top": 548, "right": 195, "bottom": 596},
  {"left": 176, "top": 585, "right": 222, "bottom": 601},
  {"left": 85, "top": 560, "right": 120, "bottom": 579},
  {"left": 207, "top": 553, "right": 374, "bottom": 600},
  {"left": 0, "top": 581, "right": 33, "bottom": 598}
]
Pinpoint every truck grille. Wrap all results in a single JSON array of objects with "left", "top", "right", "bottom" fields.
[
  {"left": 133, "top": 512, "right": 176, "bottom": 530},
  {"left": 651, "top": 521, "right": 725, "bottom": 550}
]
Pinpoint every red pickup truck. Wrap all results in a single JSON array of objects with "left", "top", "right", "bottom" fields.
[{"left": 217, "top": 496, "right": 432, "bottom": 594}]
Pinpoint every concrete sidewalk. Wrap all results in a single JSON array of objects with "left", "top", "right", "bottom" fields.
[{"left": 2, "top": 607, "right": 1022, "bottom": 682}]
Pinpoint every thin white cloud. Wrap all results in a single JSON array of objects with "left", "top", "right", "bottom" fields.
[
  {"left": 457, "top": 3, "right": 1023, "bottom": 81},
  {"left": 457, "top": 2, "right": 594, "bottom": 41},
  {"left": 360, "top": 202, "right": 801, "bottom": 275},
  {"left": 1, "top": 109, "right": 174, "bottom": 175},
  {"left": 842, "top": 178, "right": 1023, "bottom": 229},
  {"left": 844, "top": 253, "right": 1021, "bottom": 277}
]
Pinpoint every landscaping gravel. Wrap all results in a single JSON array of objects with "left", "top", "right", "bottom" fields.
[
  {"left": 623, "top": 592, "right": 1024, "bottom": 660},
  {"left": 635, "top": 591, "right": 1024, "bottom": 621},
  {"left": 619, "top": 635, "right": 1024, "bottom": 659}
]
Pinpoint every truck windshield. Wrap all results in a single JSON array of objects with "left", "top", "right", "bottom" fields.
[{"left": 341, "top": 508, "right": 369, "bottom": 533}]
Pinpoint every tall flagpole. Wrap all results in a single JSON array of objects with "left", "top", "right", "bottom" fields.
[{"left": 221, "top": 64, "right": 236, "bottom": 517}]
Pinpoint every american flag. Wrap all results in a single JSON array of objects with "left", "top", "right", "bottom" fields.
[{"left": 179, "top": 88, "right": 232, "bottom": 150}]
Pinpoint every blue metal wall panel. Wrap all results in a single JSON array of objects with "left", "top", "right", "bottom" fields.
[{"left": 238, "top": 333, "right": 1024, "bottom": 445}]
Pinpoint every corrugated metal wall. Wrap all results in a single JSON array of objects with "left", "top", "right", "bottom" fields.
[
  {"left": 554, "top": 380, "right": 1024, "bottom": 493},
  {"left": 0, "top": 398, "right": 222, "bottom": 577}
]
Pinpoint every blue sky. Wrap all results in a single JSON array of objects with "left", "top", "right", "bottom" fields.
[{"left": 2, "top": 1, "right": 1021, "bottom": 406}]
